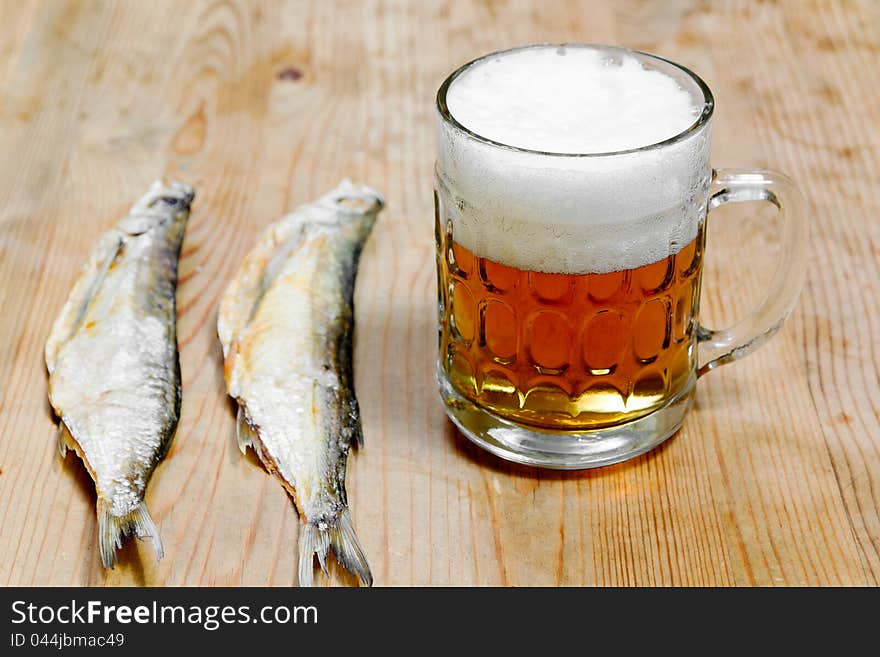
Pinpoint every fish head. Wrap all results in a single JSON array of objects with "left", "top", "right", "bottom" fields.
[
  {"left": 315, "top": 179, "right": 384, "bottom": 220},
  {"left": 118, "top": 180, "right": 195, "bottom": 236}
]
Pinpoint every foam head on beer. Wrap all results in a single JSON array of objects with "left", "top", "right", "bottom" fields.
[
  {"left": 446, "top": 46, "right": 699, "bottom": 154},
  {"left": 437, "top": 44, "right": 712, "bottom": 275}
]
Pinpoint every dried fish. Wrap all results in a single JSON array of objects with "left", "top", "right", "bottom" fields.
[
  {"left": 218, "top": 180, "right": 382, "bottom": 586},
  {"left": 45, "top": 180, "right": 194, "bottom": 568}
]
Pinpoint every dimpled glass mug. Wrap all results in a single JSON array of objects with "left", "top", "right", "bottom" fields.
[{"left": 433, "top": 44, "right": 807, "bottom": 469}]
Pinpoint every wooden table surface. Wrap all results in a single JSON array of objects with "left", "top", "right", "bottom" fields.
[{"left": 1, "top": 0, "right": 877, "bottom": 587}]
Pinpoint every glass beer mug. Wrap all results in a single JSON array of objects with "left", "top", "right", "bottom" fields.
[{"left": 434, "top": 44, "right": 807, "bottom": 469}]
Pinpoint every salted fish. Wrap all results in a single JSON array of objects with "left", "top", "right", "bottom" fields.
[
  {"left": 217, "top": 180, "right": 382, "bottom": 586},
  {"left": 45, "top": 180, "right": 194, "bottom": 568}
]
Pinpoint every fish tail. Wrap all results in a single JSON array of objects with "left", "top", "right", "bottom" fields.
[
  {"left": 97, "top": 499, "right": 164, "bottom": 569},
  {"left": 331, "top": 509, "right": 373, "bottom": 586},
  {"left": 298, "top": 508, "right": 373, "bottom": 587},
  {"left": 298, "top": 523, "right": 330, "bottom": 587}
]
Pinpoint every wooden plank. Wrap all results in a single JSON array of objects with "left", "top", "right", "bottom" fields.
[{"left": 0, "top": 0, "right": 875, "bottom": 586}]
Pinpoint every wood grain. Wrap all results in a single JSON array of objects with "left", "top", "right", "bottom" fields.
[{"left": 0, "top": 0, "right": 876, "bottom": 586}]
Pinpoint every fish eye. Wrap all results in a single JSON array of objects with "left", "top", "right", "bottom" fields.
[
  {"left": 334, "top": 194, "right": 382, "bottom": 212},
  {"left": 335, "top": 195, "right": 364, "bottom": 209}
]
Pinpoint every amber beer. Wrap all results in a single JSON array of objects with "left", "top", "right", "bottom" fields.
[{"left": 437, "top": 218, "right": 704, "bottom": 430}]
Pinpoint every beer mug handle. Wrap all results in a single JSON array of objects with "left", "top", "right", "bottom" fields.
[{"left": 697, "top": 168, "right": 808, "bottom": 376}]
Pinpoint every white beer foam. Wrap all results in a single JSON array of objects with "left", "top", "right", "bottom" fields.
[
  {"left": 437, "top": 45, "right": 711, "bottom": 275},
  {"left": 446, "top": 47, "right": 700, "bottom": 154}
]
